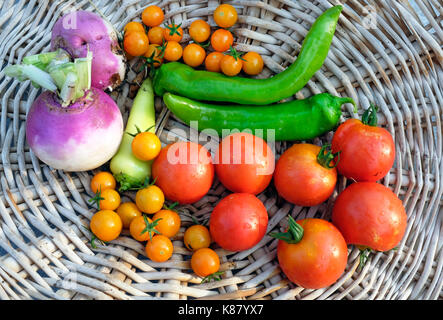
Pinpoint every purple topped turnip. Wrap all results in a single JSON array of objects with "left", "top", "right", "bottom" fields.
[
  {"left": 26, "top": 88, "right": 123, "bottom": 171},
  {"left": 51, "top": 10, "right": 126, "bottom": 91}
]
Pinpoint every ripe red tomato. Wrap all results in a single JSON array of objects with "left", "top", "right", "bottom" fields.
[
  {"left": 209, "top": 193, "right": 268, "bottom": 252},
  {"left": 331, "top": 105, "right": 395, "bottom": 182},
  {"left": 273, "top": 143, "right": 337, "bottom": 206},
  {"left": 152, "top": 142, "right": 214, "bottom": 204},
  {"left": 215, "top": 132, "right": 274, "bottom": 195},
  {"left": 332, "top": 182, "right": 407, "bottom": 252},
  {"left": 274, "top": 217, "right": 348, "bottom": 289}
]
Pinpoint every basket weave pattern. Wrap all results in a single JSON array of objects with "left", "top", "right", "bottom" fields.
[{"left": 0, "top": 0, "right": 441, "bottom": 300}]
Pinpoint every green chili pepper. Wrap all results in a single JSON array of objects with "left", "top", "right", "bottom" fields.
[
  {"left": 163, "top": 92, "right": 356, "bottom": 141},
  {"left": 153, "top": 5, "right": 343, "bottom": 105}
]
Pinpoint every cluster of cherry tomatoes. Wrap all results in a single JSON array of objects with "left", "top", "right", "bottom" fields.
[
  {"left": 87, "top": 129, "right": 222, "bottom": 279},
  {"left": 88, "top": 170, "right": 221, "bottom": 279},
  {"left": 123, "top": 4, "right": 264, "bottom": 77}
]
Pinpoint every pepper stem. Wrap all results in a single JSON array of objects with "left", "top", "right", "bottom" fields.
[
  {"left": 269, "top": 215, "right": 304, "bottom": 244},
  {"left": 338, "top": 97, "right": 357, "bottom": 113},
  {"left": 361, "top": 104, "right": 378, "bottom": 126},
  {"left": 317, "top": 143, "right": 340, "bottom": 169}
]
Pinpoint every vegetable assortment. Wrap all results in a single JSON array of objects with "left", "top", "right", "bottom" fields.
[{"left": 7, "top": 3, "right": 408, "bottom": 289}]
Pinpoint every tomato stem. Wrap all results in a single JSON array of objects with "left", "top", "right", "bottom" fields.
[
  {"left": 164, "top": 21, "right": 182, "bottom": 37},
  {"left": 361, "top": 104, "right": 378, "bottom": 127},
  {"left": 357, "top": 247, "right": 372, "bottom": 272},
  {"left": 141, "top": 215, "right": 162, "bottom": 241},
  {"left": 163, "top": 201, "right": 179, "bottom": 211},
  {"left": 269, "top": 215, "right": 304, "bottom": 244},
  {"left": 226, "top": 45, "right": 246, "bottom": 62},
  {"left": 88, "top": 186, "right": 105, "bottom": 210},
  {"left": 201, "top": 271, "right": 224, "bottom": 284},
  {"left": 317, "top": 143, "right": 340, "bottom": 169}
]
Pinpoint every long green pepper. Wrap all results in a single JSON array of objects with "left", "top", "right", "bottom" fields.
[
  {"left": 163, "top": 93, "right": 356, "bottom": 141},
  {"left": 153, "top": 5, "right": 343, "bottom": 105}
]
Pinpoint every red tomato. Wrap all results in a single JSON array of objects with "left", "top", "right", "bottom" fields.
[
  {"left": 273, "top": 143, "right": 337, "bottom": 206},
  {"left": 209, "top": 193, "right": 268, "bottom": 252},
  {"left": 275, "top": 217, "right": 348, "bottom": 289},
  {"left": 152, "top": 142, "right": 214, "bottom": 204},
  {"left": 215, "top": 132, "right": 274, "bottom": 195},
  {"left": 331, "top": 105, "right": 395, "bottom": 182},
  {"left": 332, "top": 182, "right": 407, "bottom": 252}
]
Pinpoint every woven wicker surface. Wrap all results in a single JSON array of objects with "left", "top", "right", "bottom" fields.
[{"left": 0, "top": 0, "right": 441, "bottom": 300}]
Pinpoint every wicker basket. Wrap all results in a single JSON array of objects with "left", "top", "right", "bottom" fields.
[{"left": 0, "top": 0, "right": 441, "bottom": 300}]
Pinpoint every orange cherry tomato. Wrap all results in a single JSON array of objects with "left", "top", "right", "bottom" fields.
[
  {"left": 152, "top": 208, "right": 181, "bottom": 238},
  {"left": 116, "top": 202, "right": 142, "bottom": 229},
  {"left": 183, "top": 43, "right": 206, "bottom": 67},
  {"left": 210, "top": 29, "right": 233, "bottom": 52},
  {"left": 90, "top": 210, "right": 122, "bottom": 242},
  {"left": 145, "top": 235, "right": 173, "bottom": 262},
  {"left": 142, "top": 5, "right": 164, "bottom": 27},
  {"left": 220, "top": 54, "right": 242, "bottom": 76},
  {"left": 124, "top": 31, "right": 149, "bottom": 57},
  {"left": 99, "top": 189, "right": 121, "bottom": 211},
  {"left": 147, "top": 26, "right": 165, "bottom": 45},
  {"left": 191, "top": 248, "right": 220, "bottom": 277},
  {"left": 129, "top": 215, "right": 158, "bottom": 242},
  {"left": 189, "top": 19, "right": 211, "bottom": 43},
  {"left": 242, "top": 51, "right": 264, "bottom": 75},
  {"left": 204, "top": 52, "right": 224, "bottom": 72},
  {"left": 90, "top": 172, "right": 116, "bottom": 194},
  {"left": 163, "top": 23, "right": 183, "bottom": 42},
  {"left": 124, "top": 21, "right": 145, "bottom": 37},
  {"left": 163, "top": 41, "right": 183, "bottom": 61},
  {"left": 131, "top": 131, "right": 162, "bottom": 161},
  {"left": 213, "top": 4, "right": 238, "bottom": 28},
  {"left": 184, "top": 225, "right": 211, "bottom": 251},
  {"left": 135, "top": 185, "right": 165, "bottom": 214}
]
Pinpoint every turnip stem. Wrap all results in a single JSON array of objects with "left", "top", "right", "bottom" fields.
[
  {"left": 4, "top": 64, "right": 57, "bottom": 91},
  {"left": 6, "top": 49, "right": 92, "bottom": 105}
]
